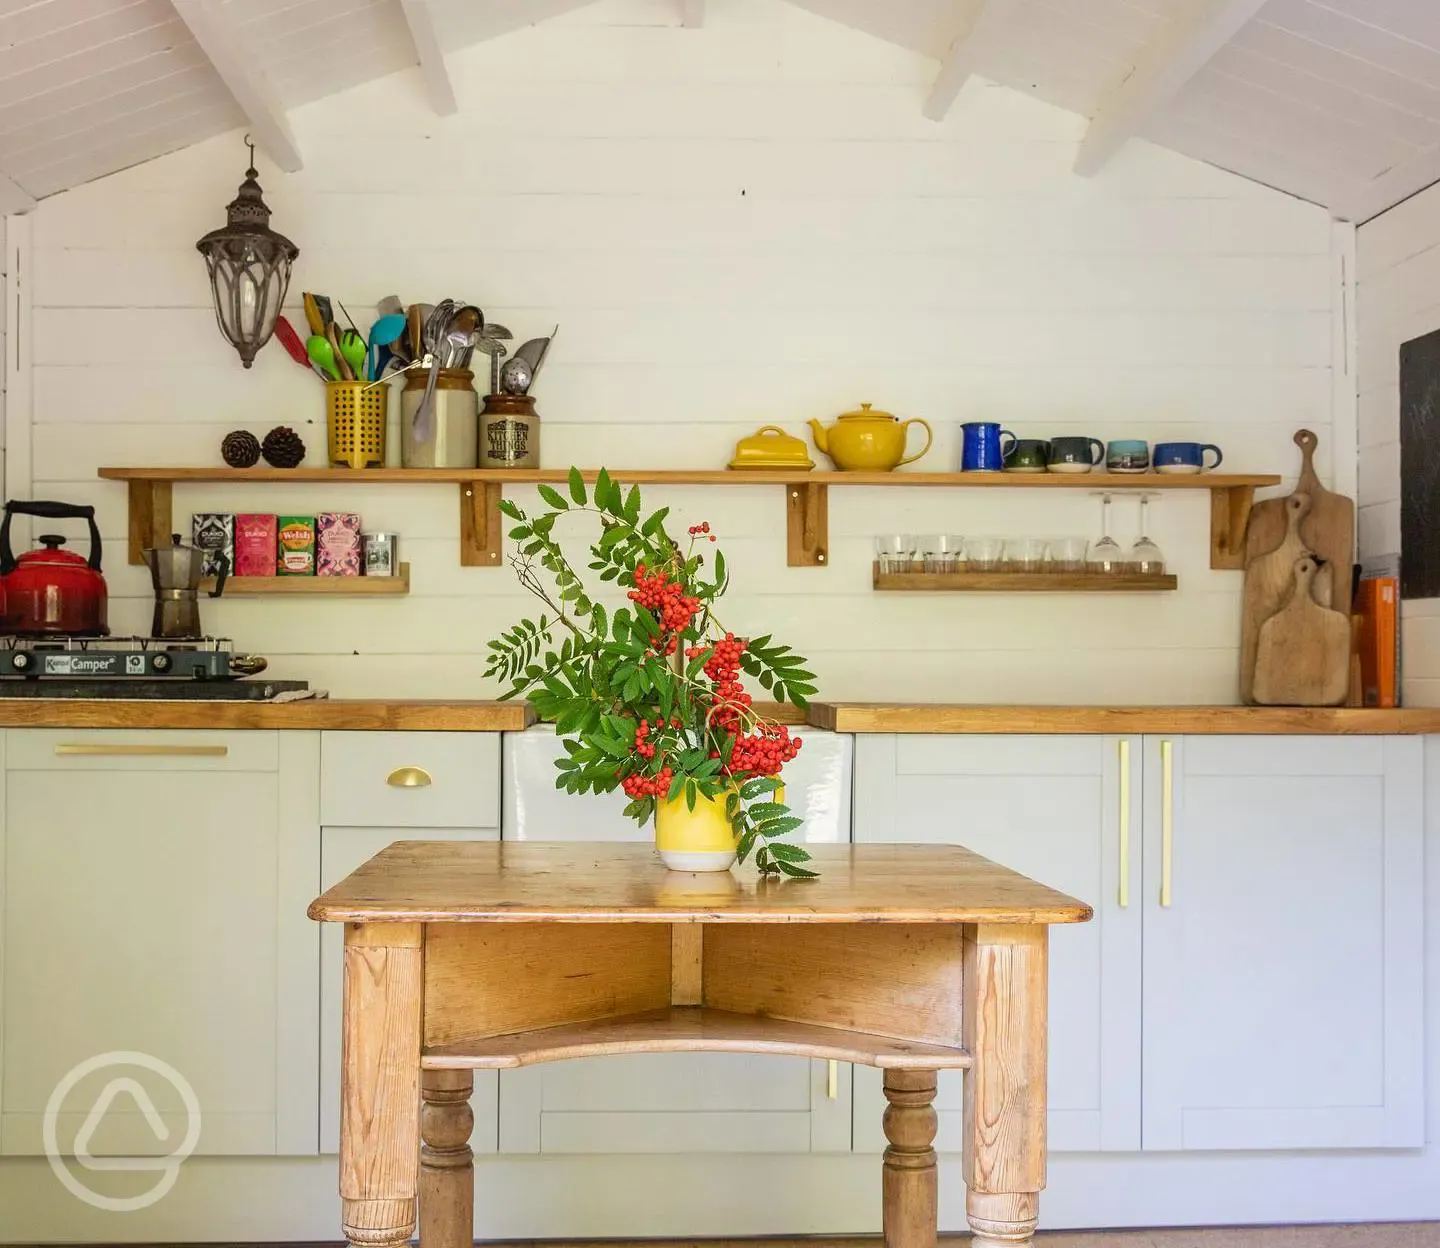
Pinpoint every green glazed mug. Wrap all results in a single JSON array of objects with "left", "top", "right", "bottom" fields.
[{"left": 1005, "top": 439, "right": 1049, "bottom": 473}]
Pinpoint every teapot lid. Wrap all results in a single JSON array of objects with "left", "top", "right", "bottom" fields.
[
  {"left": 18, "top": 535, "right": 88, "bottom": 568},
  {"left": 837, "top": 401, "right": 897, "bottom": 422}
]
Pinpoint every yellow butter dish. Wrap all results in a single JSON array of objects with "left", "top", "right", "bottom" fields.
[{"left": 728, "top": 425, "right": 815, "bottom": 471}]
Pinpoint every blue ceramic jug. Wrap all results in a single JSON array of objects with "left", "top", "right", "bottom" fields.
[{"left": 961, "top": 423, "right": 1016, "bottom": 472}]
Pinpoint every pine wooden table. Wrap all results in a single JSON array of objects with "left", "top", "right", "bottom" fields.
[{"left": 309, "top": 842, "right": 1092, "bottom": 1248}]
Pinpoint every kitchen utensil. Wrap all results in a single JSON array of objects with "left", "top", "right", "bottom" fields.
[
  {"left": 728, "top": 425, "right": 814, "bottom": 470},
  {"left": 366, "top": 313, "right": 406, "bottom": 382},
  {"left": 1241, "top": 492, "right": 1313, "bottom": 703},
  {"left": 452, "top": 305, "right": 483, "bottom": 334},
  {"left": 314, "top": 294, "right": 334, "bottom": 331},
  {"left": 406, "top": 304, "right": 426, "bottom": 359},
  {"left": 1245, "top": 429, "right": 1355, "bottom": 621},
  {"left": 336, "top": 300, "right": 362, "bottom": 336},
  {"left": 500, "top": 357, "right": 533, "bottom": 394},
  {"left": 327, "top": 380, "right": 389, "bottom": 468},
  {"left": 0, "top": 500, "right": 107, "bottom": 636},
  {"left": 475, "top": 335, "right": 508, "bottom": 395},
  {"left": 1127, "top": 495, "right": 1165, "bottom": 574},
  {"left": 424, "top": 299, "right": 457, "bottom": 354},
  {"left": 339, "top": 328, "right": 366, "bottom": 381},
  {"left": 514, "top": 328, "right": 557, "bottom": 382},
  {"left": 1154, "top": 441, "right": 1222, "bottom": 474},
  {"left": 1106, "top": 440, "right": 1150, "bottom": 473},
  {"left": 1086, "top": 494, "right": 1126, "bottom": 574},
  {"left": 274, "top": 315, "right": 309, "bottom": 368},
  {"left": 327, "top": 323, "right": 354, "bottom": 381},
  {"left": 809, "top": 403, "right": 932, "bottom": 471},
  {"left": 376, "top": 295, "right": 404, "bottom": 320},
  {"left": 479, "top": 323, "right": 513, "bottom": 341},
  {"left": 960, "top": 422, "right": 1016, "bottom": 472},
  {"left": 403, "top": 368, "right": 478, "bottom": 468},
  {"left": 144, "top": 534, "right": 227, "bottom": 640},
  {"left": 303, "top": 292, "right": 326, "bottom": 336},
  {"left": 1048, "top": 437, "right": 1105, "bottom": 474},
  {"left": 874, "top": 535, "right": 917, "bottom": 573},
  {"left": 307, "top": 334, "right": 341, "bottom": 381},
  {"left": 1252, "top": 556, "right": 1350, "bottom": 706}
]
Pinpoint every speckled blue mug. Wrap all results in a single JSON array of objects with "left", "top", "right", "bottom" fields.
[{"left": 1154, "top": 441, "right": 1223, "bottom": 474}]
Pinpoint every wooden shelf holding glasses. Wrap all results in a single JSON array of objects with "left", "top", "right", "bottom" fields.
[
  {"left": 97, "top": 467, "right": 1280, "bottom": 572},
  {"left": 874, "top": 564, "right": 1178, "bottom": 593}
]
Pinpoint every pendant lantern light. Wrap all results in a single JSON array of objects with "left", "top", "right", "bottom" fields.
[{"left": 195, "top": 137, "right": 299, "bottom": 368}]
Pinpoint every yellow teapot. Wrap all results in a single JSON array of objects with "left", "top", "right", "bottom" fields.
[{"left": 808, "top": 403, "right": 933, "bottom": 472}]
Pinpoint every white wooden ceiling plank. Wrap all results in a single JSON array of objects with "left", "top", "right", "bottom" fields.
[
  {"left": 1209, "top": 42, "right": 1440, "bottom": 146},
  {"left": 246, "top": 3, "right": 405, "bottom": 64},
  {"left": 924, "top": 0, "right": 1019, "bottom": 121},
  {"left": 237, "top": 0, "right": 392, "bottom": 46},
  {"left": 1262, "top": 0, "right": 1440, "bottom": 89},
  {"left": 170, "top": 0, "right": 302, "bottom": 172},
  {"left": 263, "top": 27, "right": 413, "bottom": 108},
  {"left": 0, "top": 20, "right": 196, "bottom": 114},
  {"left": 398, "top": 0, "right": 457, "bottom": 115},
  {"left": 681, "top": 0, "right": 704, "bottom": 27},
  {"left": 1339, "top": 145, "right": 1440, "bottom": 223},
  {"left": 0, "top": 0, "right": 159, "bottom": 47},
  {"left": 1074, "top": 0, "right": 1271, "bottom": 176},
  {"left": 0, "top": 44, "right": 209, "bottom": 131},
  {"left": 0, "top": 4, "right": 177, "bottom": 78},
  {"left": 1320, "top": 0, "right": 1440, "bottom": 53},
  {"left": 1234, "top": 19, "right": 1440, "bottom": 121}
]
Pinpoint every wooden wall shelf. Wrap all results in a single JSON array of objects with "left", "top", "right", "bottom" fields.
[
  {"left": 201, "top": 563, "right": 410, "bottom": 596},
  {"left": 97, "top": 467, "right": 1279, "bottom": 571},
  {"left": 874, "top": 566, "right": 1177, "bottom": 593}
]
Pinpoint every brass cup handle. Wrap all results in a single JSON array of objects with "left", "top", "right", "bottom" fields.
[{"left": 387, "top": 765, "right": 433, "bottom": 788}]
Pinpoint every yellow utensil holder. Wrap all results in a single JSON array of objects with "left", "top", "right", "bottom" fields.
[{"left": 326, "top": 381, "right": 389, "bottom": 469}]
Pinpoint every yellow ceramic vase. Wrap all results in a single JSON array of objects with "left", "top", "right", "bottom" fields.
[{"left": 654, "top": 792, "right": 737, "bottom": 872}]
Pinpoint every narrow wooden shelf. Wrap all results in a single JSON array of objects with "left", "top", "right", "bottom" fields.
[
  {"left": 202, "top": 563, "right": 410, "bottom": 595},
  {"left": 98, "top": 466, "right": 1279, "bottom": 571},
  {"left": 422, "top": 1006, "right": 973, "bottom": 1072},
  {"left": 875, "top": 566, "right": 1177, "bottom": 593}
]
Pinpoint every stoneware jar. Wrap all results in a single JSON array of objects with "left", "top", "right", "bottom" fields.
[
  {"left": 402, "top": 368, "right": 478, "bottom": 469},
  {"left": 481, "top": 393, "right": 540, "bottom": 469}
]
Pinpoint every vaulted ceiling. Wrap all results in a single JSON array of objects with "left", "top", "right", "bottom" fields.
[{"left": 0, "top": 0, "right": 1436, "bottom": 223}]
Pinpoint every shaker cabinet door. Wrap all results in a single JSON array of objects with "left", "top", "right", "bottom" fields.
[
  {"left": 1141, "top": 735, "right": 1424, "bottom": 1151},
  {"left": 0, "top": 730, "right": 320, "bottom": 1158},
  {"left": 852, "top": 733, "right": 1141, "bottom": 1154},
  {"left": 497, "top": 726, "right": 853, "bottom": 1154}
]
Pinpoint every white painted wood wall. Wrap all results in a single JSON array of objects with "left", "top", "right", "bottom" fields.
[
  {"left": 1356, "top": 182, "right": 1440, "bottom": 706},
  {"left": 18, "top": 0, "right": 1337, "bottom": 703}
]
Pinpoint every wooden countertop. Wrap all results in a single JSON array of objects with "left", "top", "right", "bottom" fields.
[
  {"left": 0, "top": 699, "right": 534, "bottom": 731},
  {"left": 809, "top": 703, "right": 1440, "bottom": 734}
]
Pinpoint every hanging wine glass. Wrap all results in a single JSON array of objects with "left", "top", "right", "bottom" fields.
[
  {"left": 1128, "top": 494, "right": 1165, "bottom": 575},
  {"left": 1086, "top": 493, "right": 1125, "bottom": 575}
]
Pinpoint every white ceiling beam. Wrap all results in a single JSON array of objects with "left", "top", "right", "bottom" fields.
[
  {"left": 398, "top": 0, "right": 458, "bottom": 116},
  {"left": 923, "top": 0, "right": 1011, "bottom": 122},
  {"left": 170, "top": 0, "right": 302, "bottom": 173},
  {"left": 0, "top": 172, "right": 35, "bottom": 215},
  {"left": 681, "top": 0, "right": 704, "bottom": 27},
  {"left": 1074, "top": 0, "right": 1268, "bottom": 177}
]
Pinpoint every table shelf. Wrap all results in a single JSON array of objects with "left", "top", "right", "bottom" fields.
[{"left": 97, "top": 466, "right": 1279, "bottom": 571}]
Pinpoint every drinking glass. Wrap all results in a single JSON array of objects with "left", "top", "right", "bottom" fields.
[
  {"left": 1005, "top": 536, "right": 1048, "bottom": 572},
  {"left": 1086, "top": 494, "right": 1128, "bottom": 575},
  {"left": 1128, "top": 495, "right": 1165, "bottom": 574},
  {"left": 965, "top": 535, "right": 1004, "bottom": 571},
  {"left": 921, "top": 533, "right": 964, "bottom": 573},
  {"left": 875, "top": 534, "right": 918, "bottom": 574},
  {"left": 1048, "top": 535, "right": 1089, "bottom": 572}
]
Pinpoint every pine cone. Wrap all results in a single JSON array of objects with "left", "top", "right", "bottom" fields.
[
  {"left": 221, "top": 429, "right": 261, "bottom": 468},
  {"left": 261, "top": 425, "right": 306, "bottom": 469}
]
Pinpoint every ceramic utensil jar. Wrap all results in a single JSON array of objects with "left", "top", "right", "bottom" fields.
[
  {"left": 402, "top": 368, "right": 478, "bottom": 468},
  {"left": 481, "top": 393, "right": 540, "bottom": 469}
]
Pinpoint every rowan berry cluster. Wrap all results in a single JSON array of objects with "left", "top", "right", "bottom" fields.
[
  {"left": 688, "top": 520, "right": 717, "bottom": 543},
  {"left": 627, "top": 563, "right": 700, "bottom": 633},
  {"left": 730, "top": 723, "right": 802, "bottom": 777},
  {"left": 621, "top": 765, "right": 673, "bottom": 799}
]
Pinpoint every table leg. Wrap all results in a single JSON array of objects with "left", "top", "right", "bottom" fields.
[
  {"left": 962, "top": 924, "right": 1047, "bottom": 1247},
  {"left": 420, "top": 1069, "right": 474, "bottom": 1248},
  {"left": 340, "top": 923, "right": 423, "bottom": 1248},
  {"left": 882, "top": 1069, "right": 938, "bottom": 1248}
]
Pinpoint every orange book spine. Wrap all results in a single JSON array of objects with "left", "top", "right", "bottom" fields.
[{"left": 1358, "top": 577, "right": 1399, "bottom": 708}]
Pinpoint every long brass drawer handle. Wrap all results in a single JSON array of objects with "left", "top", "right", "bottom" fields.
[
  {"left": 826, "top": 1060, "right": 839, "bottom": 1099},
  {"left": 54, "top": 744, "right": 228, "bottom": 757},
  {"left": 1118, "top": 739, "right": 1130, "bottom": 909},
  {"left": 1160, "top": 739, "right": 1174, "bottom": 907},
  {"left": 387, "top": 766, "right": 433, "bottom": 788}
]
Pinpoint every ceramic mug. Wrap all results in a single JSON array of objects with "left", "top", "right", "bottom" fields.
[
  {"left": 1047, "top": 436, "right": 1105, "bottom": 474},
  {"left": 1106, "top": 439, "right": 1150, "bottom": 473},
  {"left": 1154, "top": 441, "right": 1223, "bottom": 474},
  {"left": 961, "top": 422, "right": 1017, "bottom": 472},
  {"left": 1005, "top": 438, "right": 1049, "bottom": 473}
]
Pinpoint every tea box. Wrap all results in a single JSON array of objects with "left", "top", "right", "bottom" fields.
[
  {"left": 234, "top": 514, "right": 277, "bottom": 578},
  {"left": 317, "top": 512, "right": 362, "bottom": 576},
  {"left": 277, "top": 515, "right": 316, "bottom": 576},
  {"left": 191, "top": 513, "right": 234, "bottom": 579}
]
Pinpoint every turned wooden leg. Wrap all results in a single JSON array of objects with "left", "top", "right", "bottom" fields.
[
  {"left": 962, "top": 924, "right": 1048, "bottom": 1247},
  {"left": 340, "top": 923, "right": 424, "bottom": 1248},
  {"left": 882, "top": 1069, "right": 938, "bottom": 1248},
  {"left": 420, "top": 1069, "right": 474, "bottom": 1248}
]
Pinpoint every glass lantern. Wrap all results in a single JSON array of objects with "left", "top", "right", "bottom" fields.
[{"left": 195, "top": 139, "right": 298, "bottom": 368}]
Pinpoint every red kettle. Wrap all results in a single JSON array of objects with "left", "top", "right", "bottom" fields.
[{"left": 0, "top": 500, "right": 109, "bottom": 636}]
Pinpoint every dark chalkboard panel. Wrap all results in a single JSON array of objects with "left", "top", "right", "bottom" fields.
[{"left": 1400, "top": 327, "right": 1440, "bottom": 599}]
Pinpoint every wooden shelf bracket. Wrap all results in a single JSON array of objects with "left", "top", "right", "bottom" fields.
[
  {"left": 1210, "top": 484, "right": 1256, "bottom": 571},
  {"left": 127, "top": 480, "right": 173, "bottom": 565},
  {"left": 786, "top": 482, "right": 828, "bottom": 567},
  {"left": 460, "top": 481, "right": 503, "bottom": 567}
]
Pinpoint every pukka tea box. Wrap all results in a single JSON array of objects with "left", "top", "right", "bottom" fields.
[
  {"left": 317, "top": 512, "right": 362, "bottom": 576},
  {"left": 276, "top": 515, "right": 316, "bottom": 576},
  {"left": 234, "top": 514, "right": 277, "bottom": 578},
  {"left": 190, "top": 513, "right": 234, "bottom": 579}
]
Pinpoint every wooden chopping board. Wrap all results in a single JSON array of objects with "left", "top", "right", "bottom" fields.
[
  {"left": 1240, "top": 491, "right": 1312, "bottom": 704},
  {"left": 1252, "top": 556, "right": 1351, "bottom": 706},
  {"left": 1244, "top": 428, "right": 1354, "bottom": 617}
]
